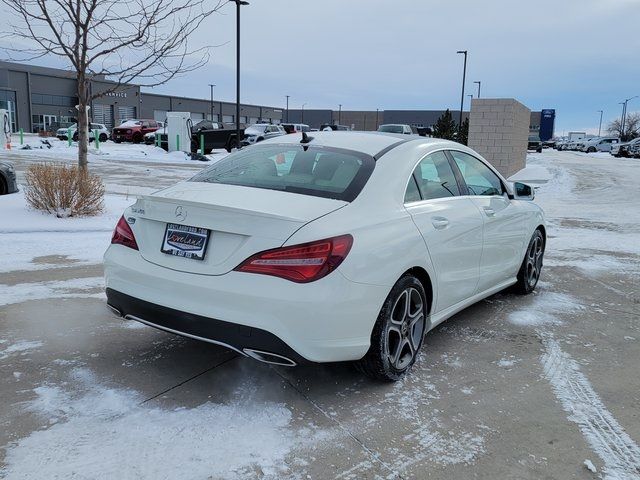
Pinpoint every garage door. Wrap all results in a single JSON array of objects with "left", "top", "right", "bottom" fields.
[
  {"left": 93, "top": 104, "right": 114, "bottom": 130},
  {"left": 117, "top": 106, "right": 136, "bottom": 124},
  {"left": 154, "top": 110, "right": 167, "bottom": 123}
]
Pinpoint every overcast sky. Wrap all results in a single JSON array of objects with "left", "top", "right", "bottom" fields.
[{"left": 5, "top": 0, "right": 640, "bottom": 134}]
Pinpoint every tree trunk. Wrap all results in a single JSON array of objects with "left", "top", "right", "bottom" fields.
[{"left": 77, "top": 77, "right": 89, "bottom": 170}]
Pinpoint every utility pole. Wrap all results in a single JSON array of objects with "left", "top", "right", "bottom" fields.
[
  {"left": 285, "top": 95, "right": 290, "bottom": 122},
  {"left": 338, "top": 104, "right": 342, "bottom": 125},
  {"left": 597, "top": 110, "right": 603, "bottom": 137},
  {"left": 209, "top": 84, "right": 215, "bottom": 122},
  {"left": 376, "top": 108, "right": 379, "bottom": 129},
  {"left": 474, "top": 81, "right": 481, "bottom": 98},
  {"left": 234, "top": 0, "right": 249, "bottom": 148},
  {"left": 456, "top": 50, "right": 468, "bottom": 129},
  {"left": 301, "top": 103, "right": 306, "bottom": 123}
]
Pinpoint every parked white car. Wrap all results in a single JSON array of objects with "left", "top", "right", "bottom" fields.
[
  {"left": 104, "top": 132, "right": 545, "bottom": 380},
  {"left": 56, "top": 123, "right": 110, "bottom": 142},
  {"left": 610, "top": 137, "right": 640, "bottom": 157},
  {"left": 581, "top": 136, "right": 619, "bottom": 153},
  {"left": 242, "top": 123, "right": 286, "bottom": 145},
  {"left": 378, "top": 124, "right": 414, "bottom": 135}
]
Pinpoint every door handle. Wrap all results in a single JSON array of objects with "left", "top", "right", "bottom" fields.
[
  {"left": 483, "top": 207, "right": 496, "bottom": 217},
  {"left": 431, "top": 216, "right": 449, "bottom": 230}
]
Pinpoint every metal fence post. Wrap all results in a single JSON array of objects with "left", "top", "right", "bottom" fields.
[{"left": 200, "top": 134, "right": 204, "bottom": 154}]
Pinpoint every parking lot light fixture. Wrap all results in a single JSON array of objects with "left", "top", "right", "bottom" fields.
[
  {"left": 622, "top": 95, "right": 639, "bottom": 138},
  {"left": 233, "top": 0, "right": 249, "bottom": 148},
  {"left": 597, "top": 110, "right": 603, "bottom": 137},
  {"left": 301, "top": 103, "right": 306, "bottom": 123},
  {"left": 474, "top": 81, "right": 481, "bottom": 98},
  {"left": 467, "top": 94, "right": 473, "bottom": 109},
  {"left": 456, "top": 50, "right": 468, "bottom": 129},
  {"left": 285, "top": 95, "right": 290, "bottom": 122},
  {"left": 209, "top": 84, "right": 215, "bottom": 121}
]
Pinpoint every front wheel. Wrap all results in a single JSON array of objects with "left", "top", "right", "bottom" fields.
[
  {"left": 99, "top": 133, "right": 108, "bottom": 142},
  {"left": 513, "top": 229, "right": 545, "bottom": 295},
  {"left": 355, "top": 275, "right": 427, "bottom": 381},
  {"left": 587, "top": 147, "right": 596, "bottom": 153}
]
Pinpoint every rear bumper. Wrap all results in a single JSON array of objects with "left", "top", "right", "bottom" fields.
[
  {"left": 106, "top": 288, "right": 305, "bottom": 365},
  {"left": 104, "top": 245, "right": 388, "bottom": 363}
]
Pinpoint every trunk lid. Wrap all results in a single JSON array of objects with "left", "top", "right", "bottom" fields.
[{"left": 132, "top": 182, "right": 347, "bottom": 275}]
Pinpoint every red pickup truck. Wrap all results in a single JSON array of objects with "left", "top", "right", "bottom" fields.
[{"left": 112, "top": 119, "right": 160, "bottom": 143}]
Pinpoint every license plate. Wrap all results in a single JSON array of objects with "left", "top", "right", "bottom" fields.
[{"left": 161, "top": 223, "right": 210, "bottom": 261}]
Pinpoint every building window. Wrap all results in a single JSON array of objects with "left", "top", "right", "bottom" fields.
[
  {"left": 207, "top": 113, "right": 220, "bottom": 122},
  {"left": 249, "top": 117, "right": 259, "bottom": 124},
  {"left": 31, "top": 114, "right": 58, "bottom": 133},
  {"left": 0, "top": 90, "right": 17, "bottom": 132},
  {"left": 222, "top": 115, "right": 234, "bottom": 123},
  {"left": 31, "top": 93, "right": 77, "bottom": 107},
  {"left": 239, "top": 116, "right": 247, "bottom": 124}
]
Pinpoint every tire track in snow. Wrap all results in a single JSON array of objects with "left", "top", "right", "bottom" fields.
[{"left": 540, "top": 332, "right": 640, "bottom": 479}]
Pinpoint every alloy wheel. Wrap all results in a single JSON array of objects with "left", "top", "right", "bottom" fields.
[
  {"left": 525, "top": 235, "right": 544, "bottom": 287},
  {"left": 385, "top": 287, "right": 425, "bottom": 370}
]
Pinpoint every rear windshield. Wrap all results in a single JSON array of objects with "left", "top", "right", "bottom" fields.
[{"left": 189, "top": 144, "right": 375, "bottom": 202}]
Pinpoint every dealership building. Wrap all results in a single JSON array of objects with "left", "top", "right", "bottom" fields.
[{"left": 0, "top": 61, "right": 555, "bottom": 140}]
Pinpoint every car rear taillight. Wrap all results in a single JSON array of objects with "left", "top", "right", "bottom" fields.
[
  {"left": 111, "top": 215, "right": 138, "bottom": 250},
  {"left": 234, "top": 235, "right": 353, "bottom": 283}
]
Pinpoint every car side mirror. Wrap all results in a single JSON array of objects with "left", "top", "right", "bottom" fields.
[{"left": 513, "top": 181, "right": 535, "bottom": 201}]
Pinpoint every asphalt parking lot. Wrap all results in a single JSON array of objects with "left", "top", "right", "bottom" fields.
[{"left": 1, "top": 147, "right": 639, "bottom": 479}]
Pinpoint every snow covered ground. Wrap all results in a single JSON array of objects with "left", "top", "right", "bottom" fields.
[{"left": 0, "top": 148, "right": 639, "bottom": 479}]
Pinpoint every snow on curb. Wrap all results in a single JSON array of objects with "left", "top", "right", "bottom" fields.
[{"left": 0, "top": 192, "right": 132, "bottom": 273}]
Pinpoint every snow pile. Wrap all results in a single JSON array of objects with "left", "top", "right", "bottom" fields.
[
  {"left": 0, "top": 191, "right": 132, "bottom": 273},
  {"left": 0, "top": 340, "right": 44, "bottom": 360},
  {"left": 1, "top": 368, "right": 299, "bottom": 480},
  {"left": 508, "top": 291, "right": 584, "bottom": 327},
  {"left": 0, "top": 277, "right": 104, "bottom": 307}
]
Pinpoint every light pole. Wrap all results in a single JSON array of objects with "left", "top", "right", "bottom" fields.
[
  {"left": 467, "top": 94, "right": 473, "bottom": 109},
  {"left": 285, "top": 95, "right": 290, "bottom": 122},
  {"left": 338, "top": 104, "right": 342, "bottom": 125},
  {"left": 474, "top": 81, "right": 481, "bottom": 98},
  {"left": 301, "top": 103, "right": 306, "bottom": 123},
  {"left": 376, "top": 108, "right": 379, "bottom": 129},
  {"left": 597, "top": 110, "right": 603, "bottom": 137},
  {"left": 209, "top": 84, "right": 215, "bottom": 122},
  {"left": 233, "top": 0, "right": 249, "bottom": 148},
  {"left": 622, "top": 95, "right": 638, "bottom": 139},
  {"left": 456, "top": 50, "right": 468, "bottom": 129}
]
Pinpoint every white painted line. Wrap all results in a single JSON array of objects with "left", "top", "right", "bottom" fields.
[{"left": 540, "top": 333, "right": 640, "bottom": 480}]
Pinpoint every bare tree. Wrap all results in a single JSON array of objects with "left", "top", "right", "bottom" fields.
[
  {"left": 608, "top": 112, "right": 640, "bottom": 141},
  {"left": 1, "top": 0, "right": 225, "bottom": 169}
]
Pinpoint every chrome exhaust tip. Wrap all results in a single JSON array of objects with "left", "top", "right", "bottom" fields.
[
  {"left": 243, "top": 348, "right": 297, "bottom": 367},
  {"left": 106, "top": 304, "right": 122, "bottom": 317}
]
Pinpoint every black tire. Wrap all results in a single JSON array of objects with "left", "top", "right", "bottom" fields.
[
  {"left": 513, "top": 229, "right": 545, "bottom": 295},
  {"left": 114, "top": 139, "right": 122, "bottom": 144},
  {"left": 72, "top": 132, "right": 79, "bottom": 142},
  {"left": 204, "top": 147, "right": 213, "bottom": 155},
  {"left": 99, "top": 133, "right": 108, "bottom": 142},
  {"left": 355, "top": 275, "right": 428, "bottom": 381},
  {"left": 536, "top": 146, "right": 543, "bottom": 153},
  {"left": 0, "top": 175, "right": 7, "bottom": 195},
  {"left": 587, "top": 147, "right": 596, "bottom": 153}
]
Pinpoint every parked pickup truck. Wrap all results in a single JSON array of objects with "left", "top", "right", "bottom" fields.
[
  {"left": 190, "top": 121, "right": 244, "bottom": 153},
  {"left": 153, "top": 120, "right": 243, "bottom": 153}
]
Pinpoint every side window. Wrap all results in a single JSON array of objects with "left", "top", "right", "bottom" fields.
[
  {"left": 404, "top": 175, "right": 421, "bottom": 203},
  {"left": 450, "top": 151, "right": 504, "bottom": 196},
  {"left": 412, "top": 151, "right": 460, "bottom": 200}
]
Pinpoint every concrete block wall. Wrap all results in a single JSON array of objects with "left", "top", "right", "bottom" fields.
[{"left": 468, "top": 98, "right": 531, "bottom": 178}]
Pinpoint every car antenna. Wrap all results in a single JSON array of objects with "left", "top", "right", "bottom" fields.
[{"left": 300, "top": 132, "right": 314, "bottom": 144}]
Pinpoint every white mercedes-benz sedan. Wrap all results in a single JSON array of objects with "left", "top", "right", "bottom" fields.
[{"left": 104, "top": 131, "right": 545, "bottom": 381}]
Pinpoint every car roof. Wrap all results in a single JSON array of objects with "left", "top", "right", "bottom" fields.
[{"left": 258, "top": 130, "right": 454, "bottom": 157}]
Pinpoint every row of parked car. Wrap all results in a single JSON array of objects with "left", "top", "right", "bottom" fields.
[{"left": 554, "top": 136, "right": 621, "bottom": 153}]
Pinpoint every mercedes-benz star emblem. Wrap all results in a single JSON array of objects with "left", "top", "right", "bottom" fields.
[{"left": 174, "top": 206, "right": 187, "bottom": 221}]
